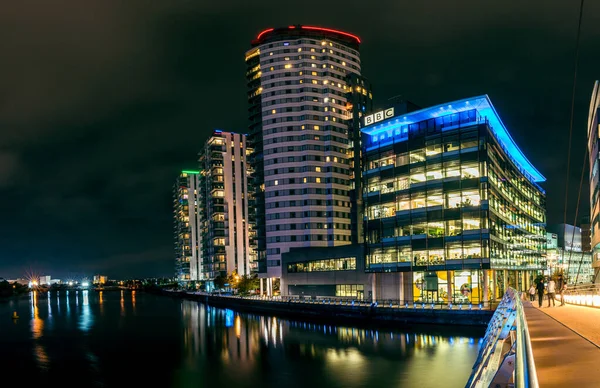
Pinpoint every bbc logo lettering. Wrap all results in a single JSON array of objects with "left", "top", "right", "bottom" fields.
[{"left": 364, "top": 108, "right": 395, "bottom": 126}]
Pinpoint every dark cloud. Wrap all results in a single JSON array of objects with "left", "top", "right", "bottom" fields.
[{"left": 0, "top": 0, "right": 599, "bottom": 279}]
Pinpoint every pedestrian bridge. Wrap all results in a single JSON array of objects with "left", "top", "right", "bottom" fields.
[{"left": 467, "top": 287, "right": 600, "bottom": 387}]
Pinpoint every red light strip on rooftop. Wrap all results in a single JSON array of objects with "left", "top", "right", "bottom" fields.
[
  {"left": 255, "top": 26, "right": 361, "bottom": 44},
  {"left": 256, "top": 28, "right": 274, "bottom": 40},
  {"left": 301, "top": 26, "right": 361, "bottom": 44}
]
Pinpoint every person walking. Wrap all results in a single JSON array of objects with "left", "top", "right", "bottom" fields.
[
  {"left": 560, "top": 282, "right": 568, "bottom": 306},
  {"left": 536, "top": 279, "right": 545, "bottom": 308},
  {"left": 547, "top": 278, "right": 556, "bottom": 307},
  {"left": 528, "top": 284, "right": 536, "bottom": 302}
]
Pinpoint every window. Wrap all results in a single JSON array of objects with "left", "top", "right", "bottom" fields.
[
  {"left": 462, "top": 190, "right": 481, "bottom": 206},
  {"left": 463, "top": 214, "right": 481, "bottom": 230},
  {"left": 396, "top": 153, "right": 409, "bottom": 166},
  {"left": 335, "top": 284, "right": 364, "bottom": 298},
  {"left": 427, "top": 222, "right": 444, "bottom": 238},
  {"left": 398, "top": 246, "right": 412, "bottom": 263},
  {"left": 396, "top": 224, "right": 411, "bottom": 237},
  {"left": 410, "top": 149, "right": 425, "bottom": 164},
  {"left": 287, "top": 257, "right": 357, "bottom": 273},
  {"left": 461, "top": 162, "right": 480, "bottom": 179},
  {"left": 411, "top": 192, "right": 426, "bottom": 209},
  {"left": 428, "top": 249, "right": 445, "bottom": 265},
  {"left": 427, "top": 191, "right": 443, "bottom": 207},
  {"left": 410, "top": 167, "right": 426, "bottom": 184},
  {"left": 396, "top": 194, "right": 410, "bottom": 211},
  {"left": 463, "top": 242, "right": 482, "bottom": 259},
  {"left": 444, "top": 135, "right": 460, "bottom": 152},
  {"left": 446, "top": 242, "right": 462, "bottom": 260},
  {"left": 395, "top": 176, "right": 409, "bottom": 191},
  {"left": 461, "top": 131, "right": 479, "bottom": 149},
  {"left": 368, "top": 202, "right": 395, "bottom": 219},
  {"left": 426, "top": 138, "right": 442, "bottom": 156},
  {"left": 413, "top": 250, "right": 428, "bottom": 266},
  {"left": 426, "top": 163, "right": 443, "bottom": 181},
  {"left": 369, "top": 154, "right": 394, "bottom": 169},
  {"left": 412, "top": 223, "right": 427, "bottom": 236},
  {"left": 444, "top": 160, "right": 460, "bottom": 178},
  {"left": 446, "top": 219, "right": 462, "bottom": 236},
  {"left": 446, "top": 191, "right": 461, "bottom": 208}
]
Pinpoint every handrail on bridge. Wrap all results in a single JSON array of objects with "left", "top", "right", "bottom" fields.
[
  {"left": 465, "top": 287, "right": 538, "bottom": 388},
  {"left": 562, "top": 282, "right": 600, "bottom": 307}
]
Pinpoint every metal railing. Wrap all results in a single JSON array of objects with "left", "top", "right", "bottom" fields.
[
  {"left": 465, "top": 287, "right": 538, "bottom": 388},
  {"left": 561, "top": 283, "right": 600, "bottom": 307},
  {"left": 194, "top": 292, "right": 495, "bottom": 311}
]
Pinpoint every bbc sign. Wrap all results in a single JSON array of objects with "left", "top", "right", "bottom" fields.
[{"left": 364, "top": 108, "right": 395, "bottom": 126}]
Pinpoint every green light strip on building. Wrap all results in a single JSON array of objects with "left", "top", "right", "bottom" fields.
[{"left": 181, "top": 170, "right": 200, "bottom": 174}]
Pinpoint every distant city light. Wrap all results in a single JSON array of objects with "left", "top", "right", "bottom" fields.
[{"left": 81, "top": 282, "right": 89, "bottom": 287}]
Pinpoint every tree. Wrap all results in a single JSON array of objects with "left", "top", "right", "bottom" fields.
[
  {"left": 213, "top": 275, "right": 226, "bottom": 290},
  {"left": 237, "top": 275, "right": 259, "bottom": 295}
]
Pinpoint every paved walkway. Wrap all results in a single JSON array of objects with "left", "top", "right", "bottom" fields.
[{"left": 524, "top": 301, "right": 600, "bottom": 387}]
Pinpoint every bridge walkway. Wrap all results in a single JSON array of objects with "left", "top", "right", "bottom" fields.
[{"left": 524, "top": 301, "right": 600, "bottom": 387}]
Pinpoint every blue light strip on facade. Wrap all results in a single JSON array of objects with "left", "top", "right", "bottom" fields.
[{"left": 361, "top": 95, "right": 546, "bottom": 183}]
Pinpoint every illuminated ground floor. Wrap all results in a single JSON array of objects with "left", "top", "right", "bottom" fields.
[{"left": 372, "top": 269, "right": 540, "bottom": 305}]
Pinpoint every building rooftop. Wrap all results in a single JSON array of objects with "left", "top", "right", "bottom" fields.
[
  {"left": 252, "top": 25, "right": 361, "bottom": 46},
  {"left": 362, "top": 95, "right": 546, "bottom": 183}
]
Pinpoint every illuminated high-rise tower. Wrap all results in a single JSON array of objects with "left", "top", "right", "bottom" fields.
[
  {"left": 245, "top": 26, "right": 367, "bottom": 293},
  {"left": 198, "top": 130, "right": 257, "bottom": 283},
  {"left": 173, "top": 170, "right": 201, "bottom": 283}
]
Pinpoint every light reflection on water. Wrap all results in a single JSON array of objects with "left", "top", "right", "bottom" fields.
[
  {"left": 79, "top": 290, "right": 93, "bottom": 332},
  {"left": 1, "top": 292, "right": 482, "bottom": 387},
  {"left": 178, "top": 301, "right": 482, "bottom": 388}
]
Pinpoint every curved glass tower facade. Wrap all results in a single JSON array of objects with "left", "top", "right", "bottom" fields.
[
  {"left": 362, "top": 96, "right": 546, "bottom": 303},
  {"left": 245, "top": 26, "right": 365, "bottom": 289}
]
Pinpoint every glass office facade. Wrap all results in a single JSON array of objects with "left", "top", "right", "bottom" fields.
[
  {"left": 287, "top": 257, "right": 357, "bottom": 273},
  {"left": 363, "top": 96, "right": 546, "bottom": 303},
  {"left": 587, "top": 81, "right": 600, "bottom": 281}
]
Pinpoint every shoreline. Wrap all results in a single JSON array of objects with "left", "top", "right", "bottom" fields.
[{"left": 156, "top": 289, "right": 493, "bottom": 330}]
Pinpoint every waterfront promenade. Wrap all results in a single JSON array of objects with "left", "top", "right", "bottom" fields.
[
  {"left": 524, "top": 302, "right": 600, "bottom": 387},
  {"left": 161, "top": 290, "right": 494, "bottom": 327}
]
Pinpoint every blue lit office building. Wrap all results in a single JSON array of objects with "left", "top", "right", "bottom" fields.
[{"left": 362, "top": 95, "right": 546, "bottom": 304}]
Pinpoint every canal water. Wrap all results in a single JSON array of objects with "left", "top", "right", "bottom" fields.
[{"left": 0, "top": 291, "right": 482, "bottom": 387}]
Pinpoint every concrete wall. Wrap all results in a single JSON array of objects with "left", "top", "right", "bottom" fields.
[{"left": 372, "top": 272, "right": 414, "bottom": 301}]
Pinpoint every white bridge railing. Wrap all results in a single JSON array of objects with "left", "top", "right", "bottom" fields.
[
  {"left": 562, "top": 283, "right": 600, "bottom": 307},
  {"left": 465, "top": 288, "right": 538, "bottom": 388}
]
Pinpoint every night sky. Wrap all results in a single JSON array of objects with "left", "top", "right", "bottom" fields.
[{"left": 1, "top": 1, "right": 599, "bottom": 280}]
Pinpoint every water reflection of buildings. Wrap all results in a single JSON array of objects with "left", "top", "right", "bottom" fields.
[
  {"left": 99, "top": 291, "right": 104, "bottom": 315},
  {"left": 120, "top": 290, "right": 125, "bottom": 316},
  {"left": 181, "top": 301, "right": 206, "bottom": 358},
  {"left": 179, "top": 301, "right": 481, "bottom": 386},
  {"left": 79, "top": 290, "right": 93, "bottom": 332},
  {"left": 30, "top": 291, "right": 49, "bottom": 369}
]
